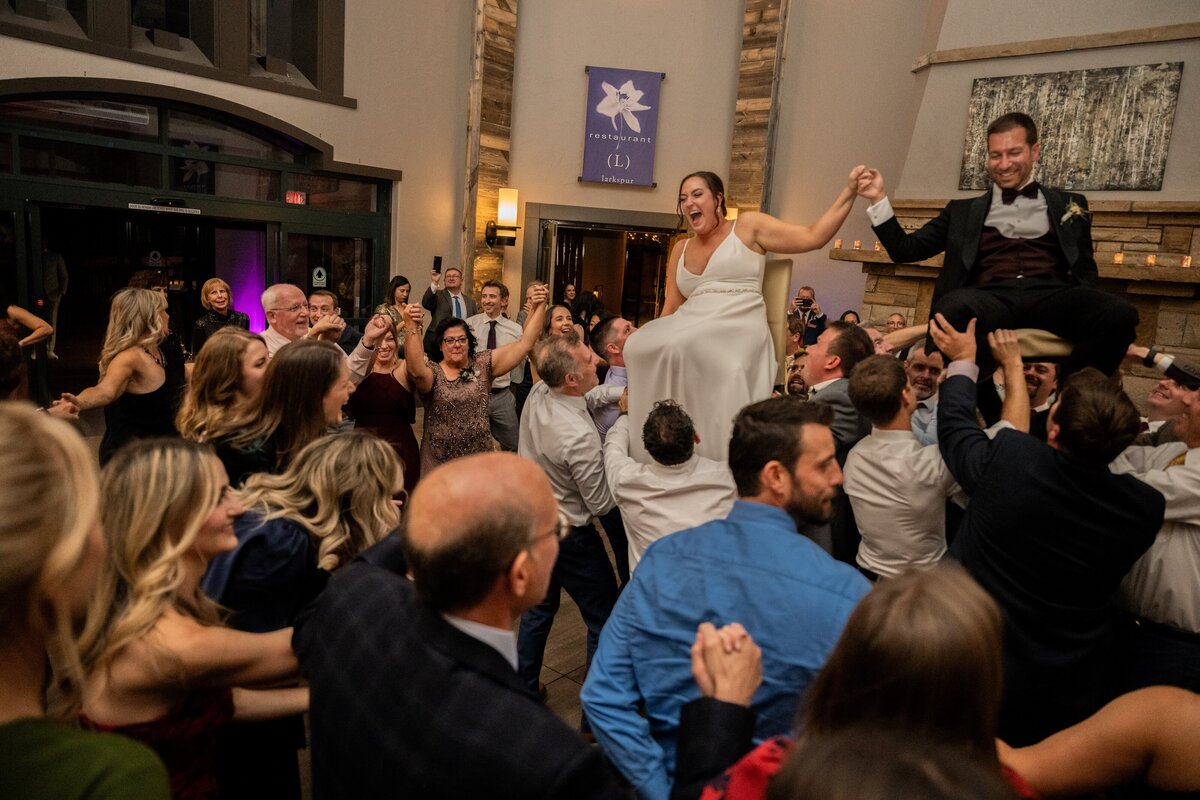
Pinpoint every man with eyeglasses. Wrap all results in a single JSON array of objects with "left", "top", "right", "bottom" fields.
[
  {"left": 422, "top": 265, "right": 476, "bottom": 353},
  {"left": 296, "top": 449, "right": 763, "bottom": 798},
  {"left": 259, "top": 283, "right": 344, "bottom": 359},
  {"left": 517, "top": 331, "right": 621, "bottom": 724}
]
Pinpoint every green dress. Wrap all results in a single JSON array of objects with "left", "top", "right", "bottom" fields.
[{"left": 0, "top": 717, "right": 170, "bottom": 799}]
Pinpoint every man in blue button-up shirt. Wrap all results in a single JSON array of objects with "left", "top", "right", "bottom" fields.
[{"left": 581, "top": 398, "right": 870, "bottom": 800}]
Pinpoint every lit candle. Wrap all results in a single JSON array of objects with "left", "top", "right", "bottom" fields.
[
  {"left": 834, "top": 239, "right": 843, "bottom": 249},
  {"left": 1183, "top": 256, "right": 1193, "bottom": 268},
  {"left": 874, "top": 241, "right": 883, "bottom": 251},
  {"left": 1113, "top": 252, "right": 1124, "bottom": 265},
  {"left": 1146, "top": 255, "right": 1157, "bottom": 267},
  {"left": 853, "top": 240, "right": 862, "bottom": 250}
]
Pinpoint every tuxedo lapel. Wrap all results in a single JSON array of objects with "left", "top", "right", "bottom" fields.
[
  {"left": 1041, "top": 186, "right": 1080, "bottom": 266},
  {"left": 960, "top": 192, "right": 991, "bottom": 275}
]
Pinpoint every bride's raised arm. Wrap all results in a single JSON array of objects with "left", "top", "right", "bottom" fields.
[{"left": 742, "top": 165, "right": 866, "bottom": 255}]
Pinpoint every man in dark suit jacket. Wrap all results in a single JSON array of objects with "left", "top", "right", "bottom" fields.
[
  {"left": 803, "top": 320, "right": 874, "bottom": 563},
  {"left": 857, "top": 112, "right": 1136, "bottom": 380},
  {"left": 294, "top": 451, "right": 747, "bottom": 799},
  {"left": 930, "top": 315, "right": 1164, "bottom": 747},
  {"left": 421, "top": 265, "right": 477, "bottom": 352}
]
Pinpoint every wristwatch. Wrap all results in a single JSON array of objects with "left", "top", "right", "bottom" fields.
[{"left": 1143, "top": 347, "right": 1159, "bottom": 368}]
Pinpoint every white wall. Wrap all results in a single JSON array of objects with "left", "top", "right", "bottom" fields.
[
  {"left": 896, "top": 1, "right": 1200, "bottom": 200},
  {"left": 768, "top": 0, "right": 936, "bottom": 322},
  {"left": 505, "top": 0, "right": 744, "bottom": 286}
]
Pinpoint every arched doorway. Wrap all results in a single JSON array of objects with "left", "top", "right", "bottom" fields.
[{"left": 0, "top": 84, "right": 397, "bottom": 405}]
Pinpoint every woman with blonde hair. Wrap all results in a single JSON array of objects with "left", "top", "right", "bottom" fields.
[
  {"left": 200, "top": 430, "right": 400, "bottom": 798},
  {"left": 175, "top": 328, "right": 268, "bottom": 442},
  {"left": 207, "top": 338, "right": 351, "bottom": 485},
  {"left": 190, "top": 278, "right": 249, "bottom": 356},
  {"left": 58, "top": 287, "right": 185, "bottom": 463},
  {"left": 203, "top": 430, "right": 403, "bottom": 631},
  {"left": 75, "top": 438, "right": 306, "bottom": 800},
  {"left": 0, "top": 405, "right": 169, "bottom": 799}
]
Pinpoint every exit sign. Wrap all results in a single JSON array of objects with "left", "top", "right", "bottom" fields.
[{"left": 285, "top": 190, "right": 307, "bottom": 205}]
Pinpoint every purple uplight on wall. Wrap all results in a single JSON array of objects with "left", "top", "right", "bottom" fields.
[{"left": 214, "top": 228, "right": 267, "bottom": 333}]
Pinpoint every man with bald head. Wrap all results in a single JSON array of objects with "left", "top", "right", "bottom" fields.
[{"left": 294, "top": 452, "right": 629, "bottom": 798}]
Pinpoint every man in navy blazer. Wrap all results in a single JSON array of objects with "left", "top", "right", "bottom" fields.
[
  {"left": 294, "top": 451, "right": 751, "bottom": 799},
  {"left": 929, "top": 315, "right": 1164, "bottom": 747},
  {"left": 857, "top": 112, "right": 1136, "bottom": 379}
]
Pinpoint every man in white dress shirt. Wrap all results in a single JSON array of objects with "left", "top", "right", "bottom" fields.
[
  {"left": 466, "top": 280, "right": 523, "bottom": 451},
  {"left": 1112, "top": 346, "right": 1200, "bottom": 692},
  {"left": 844, "top": 333, "right": 1028, "bottom": 579},
  {"left": 516, "top": 331, "right": 620, "bottom": 713},
  {"left": 590, "top": 314, "right": 637, "bottom": 443},
  {"left": 603, "top": 400, "right": 737, "bottom": 572}
]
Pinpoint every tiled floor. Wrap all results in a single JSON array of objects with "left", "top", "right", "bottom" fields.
[{"left": 539, "top": 591, "right": 591, "bottom": 728}]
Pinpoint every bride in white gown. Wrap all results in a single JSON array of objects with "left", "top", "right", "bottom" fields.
[{"left": 623, "top": 167, "right": 866, "bottom": 463}]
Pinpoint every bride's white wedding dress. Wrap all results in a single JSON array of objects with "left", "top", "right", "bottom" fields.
[{"left": 623, "top": 221, "right": 776, "bottom": 463}]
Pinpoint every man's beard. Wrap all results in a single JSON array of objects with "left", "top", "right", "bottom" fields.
[{"left": 784, "top": 486, "right": 835, "bottom": 528}]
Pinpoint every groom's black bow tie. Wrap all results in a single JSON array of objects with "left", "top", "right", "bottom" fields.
[{"left": 1000, "top": 182, "right": 1039, "bottom": 205}]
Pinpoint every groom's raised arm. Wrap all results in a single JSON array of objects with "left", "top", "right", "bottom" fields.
[{"left": 856, "top": 167, "right": 950, "bottom": 264}]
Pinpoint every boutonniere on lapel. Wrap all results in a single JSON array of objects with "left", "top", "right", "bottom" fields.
[
  {"left": 1060, "top": 198, "right": 1092, "bottom": 226},
  {"left": 459, "top": 368, "right": 477, "bottom": 384}
]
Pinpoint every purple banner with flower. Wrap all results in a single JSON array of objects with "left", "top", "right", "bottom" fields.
[{"left": 581, "top": 66, "right": 662, "bottom": 187}]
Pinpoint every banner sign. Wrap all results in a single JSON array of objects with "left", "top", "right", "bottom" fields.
[{"left": 581, "top": 66, "right": 663, "bottom": 187}]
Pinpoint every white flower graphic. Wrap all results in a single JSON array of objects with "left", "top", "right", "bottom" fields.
[{"left": 596, "top": 80, "right": 651, "bottom": 133}]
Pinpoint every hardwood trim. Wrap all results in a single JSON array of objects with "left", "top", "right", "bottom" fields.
[
  {"left": 911, "top": 22, "right": 1200, "bottom": 73},
  {"left": 460, "top": 0, "right": 487, "bottom": 276}
]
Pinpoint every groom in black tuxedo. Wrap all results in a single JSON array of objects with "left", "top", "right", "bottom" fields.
[{"left": 857, "top": 112, "right": 1136, "bottom": 379}]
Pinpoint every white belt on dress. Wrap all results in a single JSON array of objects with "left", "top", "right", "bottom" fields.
[{"left": 687, "top": 286, "right": 760, "bottom": 297}]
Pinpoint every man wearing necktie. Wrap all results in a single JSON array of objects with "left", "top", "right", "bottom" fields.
[
  {"left": 466, "top": 281, "right": 522, "bottom": 451},
  {"left": 857, "top": 112, "right": 1137, "bottom": 385},
  {"left": 422, "top": 265, "right": 477, "bottom": 354}
]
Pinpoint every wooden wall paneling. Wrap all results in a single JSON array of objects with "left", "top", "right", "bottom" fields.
[
  {"left": 461, "top": 0, "right": 517, "bottom": 295},
  {"left": 728, "top": 0, "right": 790, "bottom": 216}
]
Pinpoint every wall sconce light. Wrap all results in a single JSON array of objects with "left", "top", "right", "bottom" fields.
[
  {"left": 726, "top": 206, "right": 739, "bottom": 221},
  {"left": 486, "top": 188, "right": 520, "bottom": 247}
]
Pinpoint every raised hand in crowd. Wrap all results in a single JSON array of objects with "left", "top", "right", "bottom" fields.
[
  {"left": 361, "top": 313, "right": 392, "bottom": 347},
  {"left": 308, "top": 312, "right": 345, "bottom": 342},
  {"left": 929, "top": 313, "right": 977, "bottom": 363}
]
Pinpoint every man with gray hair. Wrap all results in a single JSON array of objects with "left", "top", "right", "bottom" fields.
[
  {"left": 906, "top": 340, "right": 945, "bottom": 446},
  {"left": 517, "top": 331, "right": 620, "bottom": 712},
  {"left": 259, "top": 283, "right": 345, "bottom": 358},
  {"left": 603, "top": 400, "right": 737, "bottom": 572}
]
